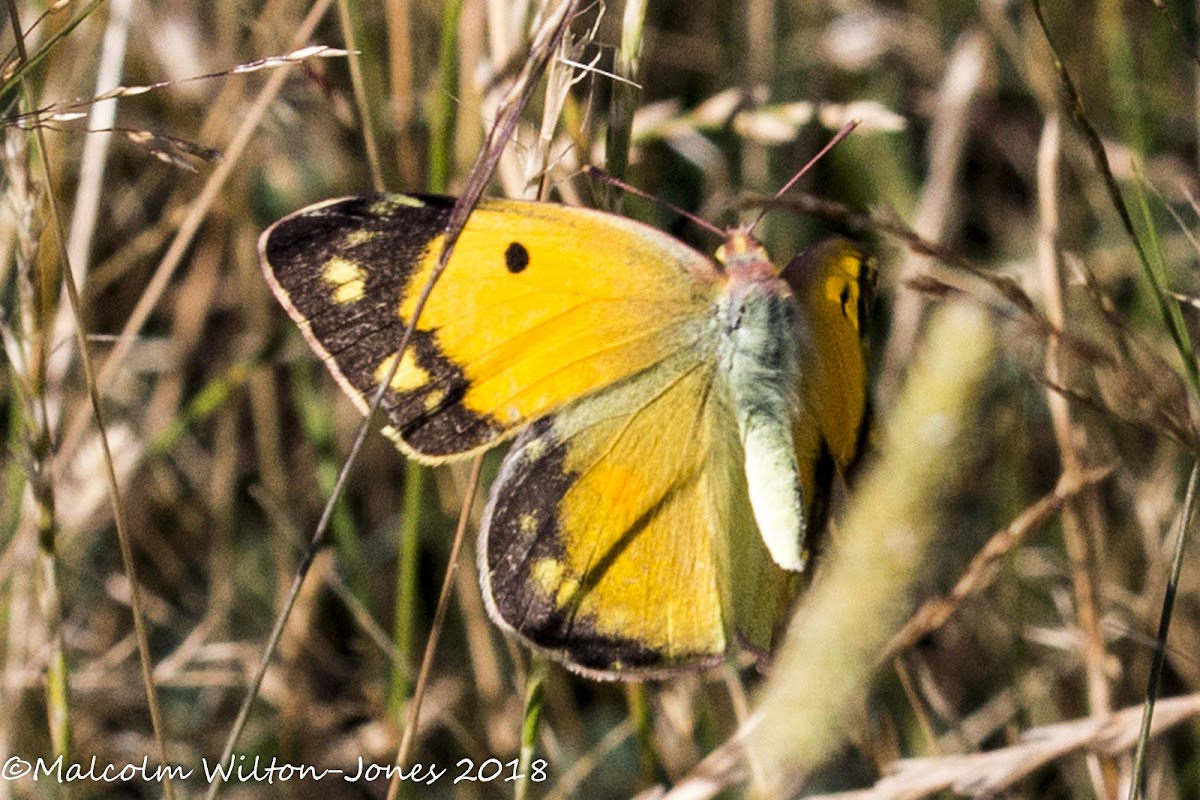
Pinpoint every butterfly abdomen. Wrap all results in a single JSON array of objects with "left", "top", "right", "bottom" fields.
[{"left": 717, "top": 270, "right": 807, "bottom": 573}]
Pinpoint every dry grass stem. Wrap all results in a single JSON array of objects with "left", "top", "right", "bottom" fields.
[{"left": 4, "top": 3, "right": 1199, "bottom": 799}]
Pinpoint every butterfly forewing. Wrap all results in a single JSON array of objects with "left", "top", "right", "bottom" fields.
[{"left": 259, "top": 194, "right": 722, "bottom": 462}]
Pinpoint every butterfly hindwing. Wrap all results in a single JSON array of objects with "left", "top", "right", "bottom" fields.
[
  {"left": 480, "top": 349, "right": 795, "bottom": 679},
  {"left": 786, "top": 239, "right": 872, "bottom": 475},
  {"left": 260, "top": 194, "right": 723, "bottom": 462}
]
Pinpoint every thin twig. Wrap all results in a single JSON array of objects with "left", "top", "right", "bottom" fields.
[{"left": 387, "top": 454, "right": 485, "bottom": 799}]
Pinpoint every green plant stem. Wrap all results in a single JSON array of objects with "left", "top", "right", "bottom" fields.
[
  {"left": 514, "top": 655, "right": 549, "bottom": 800},
  {"left": 428, "top": 0, "right": 463, "bottom": 193},
  {"left": 602, "top": 0, "right": 645, "bottom": 211},
  {"left": 389, "top": 461, "right": 424, "bottom": 715},
  {"left": 1129, "top": 461, "right": 1200, "bottom": 800},
  {"left": 1031, "top": 0, "right": 1200, "bottom": 397}
]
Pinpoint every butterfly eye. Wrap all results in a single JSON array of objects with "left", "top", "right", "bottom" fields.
[{"left": 505, "top": 242, "right": 530, "bottom": 273}]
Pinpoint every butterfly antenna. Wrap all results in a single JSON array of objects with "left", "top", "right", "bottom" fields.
[
  {"left": 750, "top": 118, "right": 861, "bottom": 231},
  {"left": 584, "top": 165, "right": 725, "bottom": 237}
]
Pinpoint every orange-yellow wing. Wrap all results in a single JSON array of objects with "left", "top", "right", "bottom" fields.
[
  {"left": 479, "top": 348, "right": 794, "bottom": 679},
  {"left": 259, "top": 194, "right": 722, "bottom": 461},
  {"left": 784, "top": 239, "right": 872, "bottom": 529}
]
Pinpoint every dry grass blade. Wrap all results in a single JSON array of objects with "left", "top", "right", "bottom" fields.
[
  {"left": 657, "top": 716, "right": 756, "bottom": 800},
  {"left": 372, "top": 3, "right": 581, "bottom": 796},
  {"left": 386, "top": 454, "right": 485, "bottom": 799},
  {"left": 1059, "top": 254, "right": 1200, "bottom": 450},
  {"left": 806, "top": 694, "right": 1200, "bottom": 800},
  {"left": 44, "top": 0, "right": 132, "bottom": 427},
  {"left": 4, "top": 0, "right": 176, "bottom": 794},
  {"left": 0, "top": 0, "right": 105, "bottom": 100},
  {"left": 5, "top": 46, "right": 349, "bottom": 131},
  {"left": 877, "top": 30, "right": 988, "bottom": 401},
  {"left": 7, "top": 3, "right": 1200, "bottom": 798},
  {"left": 1036, "top": 106, "right": 1115, "bottom": 798},
  {"left": 192, "top": 4, "right": 346, "bottom": 796},
  {"left": 888, "top": 466, "right": 1113, "bottom": 655},
  {"left": 52, "top": 24, "right": 343, "bottom": 474}
]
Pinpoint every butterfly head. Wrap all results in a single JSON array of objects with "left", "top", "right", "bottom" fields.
[{"left": 716, "top": 228, "right": 778, "bottom": 282}]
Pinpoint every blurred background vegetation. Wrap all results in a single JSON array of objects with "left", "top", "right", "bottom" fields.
[{"left": 2, "top": 0, "right": 1200, "bottom": 797}]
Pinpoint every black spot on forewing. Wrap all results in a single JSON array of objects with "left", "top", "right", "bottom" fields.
[
  {"left": 505, "top": 242, "right": 529, "bottom": 273},
  {"left": 261, "top": 193, "right": 503, "bottom": 457}
]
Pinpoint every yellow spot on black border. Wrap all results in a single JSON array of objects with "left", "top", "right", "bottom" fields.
[
  {"left": 518, "top": 512, "right": 539, "bottom": 540},
  {"left": 531, "top": 558, "right": 581, "bottom": 610},
  {"left": 374, "top": 350, "right": 430, "bottom": 392},
  {"left": 369, "top": 195, "right": 424, "bottom": 216},
  {"left": 322, "top": 257, "right": 367, "bottom": 304},
  {"left": 423, "top": 389, "right": 447, "bottom": 411},
  {"left": 344, "top": 229, "right": 378, "bottom": 247}
]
